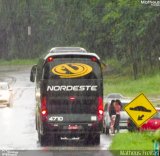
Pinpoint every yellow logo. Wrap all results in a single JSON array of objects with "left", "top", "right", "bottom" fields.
[
  {"left": 124, "top": 93, "right": 157, "bottom": 127},
  {"left": 52, "top": 63, "right": 92, "bottom": 78}
]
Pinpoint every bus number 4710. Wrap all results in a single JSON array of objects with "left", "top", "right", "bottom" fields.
[{"left": 49, "top": 116, "right": 63, "bottom": 121}]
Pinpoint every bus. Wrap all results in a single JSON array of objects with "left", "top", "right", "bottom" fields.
[{"left": 30, "top": 47, "right": 103, "bottom": 145}]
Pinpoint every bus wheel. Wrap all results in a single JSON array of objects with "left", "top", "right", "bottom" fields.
[
  {"left": 85, "top": 134, "right": 100, "bottom": 145},
  {"left": 38, "top": 130, "right": 48, "bottom": 146},
  {"left": 39, "top": 133, "right": 46, "bottom": 146},
  {"left": 51, "top": 134, "right": 59, "bottom": 145},
  {"left": 93, "top": 134, "right": 100, "bottom": 145}
]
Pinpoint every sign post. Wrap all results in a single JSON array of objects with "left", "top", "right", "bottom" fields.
[{"left": 154, "top": 140, "right": 159, "bottom": 156}]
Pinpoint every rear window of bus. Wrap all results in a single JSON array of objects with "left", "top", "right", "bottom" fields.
[{"left": 42, "top": 57, "right": 102, "bottom": 80}]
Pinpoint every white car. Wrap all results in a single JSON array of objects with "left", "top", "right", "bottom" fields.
[
  {"left": 104, "top": 93, "right": 125, "bottom": 104},
  {"left": 0, "top": 82, "right": 13, "bottom": 107}
]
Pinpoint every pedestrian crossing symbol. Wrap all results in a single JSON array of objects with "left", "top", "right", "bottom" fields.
[{"left": 124, "top": 93, "right": 157, "bottom": 127}]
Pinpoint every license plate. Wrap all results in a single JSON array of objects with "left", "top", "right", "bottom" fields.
[{"left": 68, "top": 125, "right": 79, "bottom": 130}]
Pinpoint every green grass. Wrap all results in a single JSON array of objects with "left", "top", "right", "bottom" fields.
[
  {"left": 110, "top": 132, "right": 154, "bottom": 151},
  {"left": 0, "top": 59, "right": 38, "bottom": 65},
  {"left": 110, "top": 132, "right": 159, "bottom": 156},
  {"left": 104, "top": 73, "right": 160, "bottom": 98}
]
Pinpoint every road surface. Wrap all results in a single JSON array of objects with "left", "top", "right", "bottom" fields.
[{"left": 0, "top": 65, "right": 113, "bottom": 156}]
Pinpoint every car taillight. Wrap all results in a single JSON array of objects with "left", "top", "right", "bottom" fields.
[
  {"left": 47, "top": 56, "right": 54, "bottom": 62},
  {"left": 41, "top": 96, "right": 48, "bottom": 120},
  {"left": 97, "top": 96, "right": 104, "bottom": 121}
]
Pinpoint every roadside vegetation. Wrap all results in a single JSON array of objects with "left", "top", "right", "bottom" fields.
[
  {"left": 103, "top": 58, "right": 160, "bottom": 105},
  {"left": 104, "top": 73, "right": 160, "bottom": 98},
  {"left": 0, "top": 59, "right": 38, "bottom": 65},
  {"left": 105, "top": 60, "right": 160, "bottom": 153},
  {"left": 0, "top": 1, "right": 160, "bottom": 80},
  {"left": 110, "top": 132, "right": 154, "bottom": 151}
]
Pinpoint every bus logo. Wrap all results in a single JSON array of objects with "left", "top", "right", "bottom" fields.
[{"left": 52, "top": 63, "right": 92, "bottom": 78}]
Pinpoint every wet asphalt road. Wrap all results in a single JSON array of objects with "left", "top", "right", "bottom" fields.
[{"left": 0, "top": 65, "right": 113, "bottom": 156}]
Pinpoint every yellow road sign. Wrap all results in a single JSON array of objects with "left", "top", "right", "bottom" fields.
[{"left": 124, "top": 93, "right": 157, "bottom": 127}]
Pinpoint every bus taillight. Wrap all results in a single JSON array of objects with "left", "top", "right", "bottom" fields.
[
  {"left": 91, "top": 57, "right": 97, "bottom": 62},
  {"left": 97, "top": 96, "right": 104, "bottom": 121},
  {"left": 41, "top": 96, "right": 48, "bottom": 120},
  {"left": 47, "top": 56, "right": 54, "bottom": 62}
]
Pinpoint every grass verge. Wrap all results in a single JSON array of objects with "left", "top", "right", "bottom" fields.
[
  {"left": 104, "top": 73, "right": 160, "bottom": 99},
  {"left": 110, "top": 132, "right": 157, "bottom": 156},
  {"left": 0, "top": 59, "right": 38, "bottom": 65}
]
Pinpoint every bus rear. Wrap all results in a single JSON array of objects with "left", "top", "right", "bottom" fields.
[{"left": 33, "top": 52, "right": 103, "bottom": 145}]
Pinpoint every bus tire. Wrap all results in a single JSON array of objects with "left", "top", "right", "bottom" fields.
[
  {"left": 85, "top": 134, "right": 100, "bottom": 145},
  {"left": 38, "top": 132, "right": 47, "bottom": 146},
  {"left": 93, "top": 134, "right": 100, "bottom": 145}
]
